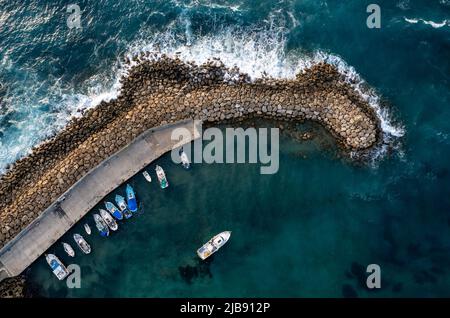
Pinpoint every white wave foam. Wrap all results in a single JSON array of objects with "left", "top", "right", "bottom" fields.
[
  {"left": 170, "top": 0, "right": 243, "bottom": 12},
  {"left": 404, "top": 17, "right": 419, "bottom": 24},
  {"left": 0, "top": 62, "right": 124, "bottom": 174},
  {"left": 0, "top": 10, "right": 404, "bottom": 174},
  {"left": 404, "top": 17, "right": 449, "bottom": 28},
  {"left": 123, "top": 23, "right": 404, "bottom": 163}
]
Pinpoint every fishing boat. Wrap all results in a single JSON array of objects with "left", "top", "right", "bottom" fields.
[
  {"left": 143, "top": 170, "right": 152, "bottom": 182},
  {"left": 179, "top": 147, "right": 190, "bottom": 169},
  {"left": 94, "top": 213, "right": 109, "bottom": 237},
  {"left": 84, "top": 223, "right": 91, "bottom": 235},
  {"left": 115, "top": 194, "right": 132, "bottom": 219},
  {"left": 100, "top": 209, "right": 118, "bottom": 231},
  {"left": 45, "top": 254, "right": 69, "bottom": 280},
  {"left": 73, "top": 234, "right": 91, "bottom": 254},
  {"left": 105, "top": 201, "right": 123, "bottom": 220},
  {"left": 155, "top": 165, "right": 169, "bottom": 189},
  {"left": 197, "top": 231, "right": 231, "bottom": 260},
  {"left": 126, "top": 184, "right": 138, "bottom": 212},
  {"left": 62, "top": 242, "right": 75, "bottom": 257}
]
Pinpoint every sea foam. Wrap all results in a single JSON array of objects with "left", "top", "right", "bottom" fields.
[
  {"left": 404, "top": 17, "right": 449, "bottom": 28},
  {"left": 0, "top": 11, "right": 404, "bottom": 174},
  {"left": 122, "top": 22, "right": 404, "bottom": 164}
]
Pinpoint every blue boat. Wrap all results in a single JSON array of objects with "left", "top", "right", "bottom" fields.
[
  {"left": 105, "top": 201, "right": 123, "bottom": 220},
  {"left": 93, "top": 214, "right": 109, "bottom": 237},
  {"left": 115, "top": 194, "right": 133, "bottom": 219},
  {"left": 126, "top": 184, "right": 138, "bottom": 213}
]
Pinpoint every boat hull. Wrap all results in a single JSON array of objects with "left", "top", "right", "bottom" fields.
[
  {"left": 84, "top": 223, "right": 91, "bottom": 235},
  {"left": 156, "top": 166, "right": 169, "bottom": 189},
  {"left": 126, "top": 184, "right": 138, "bottom": 212},
  {"left": 197, "top": 231, "right": 231, "bottom": 260},
  {"left": 46, "top": 254, "right": 69, "bottom": 280},
  {"left": 62, "top": 243, "right": 75, "bottom": 257},
  {"left": 123, "top": 209, "right": 133, "bottom": 219},
  {"left": 94, "top": 214, "right": 110, "bottom": 237},
  {"left": 106, "top": 202, "right": 123, "bottom": 220},
  {"left": 74, "top": 234, "right": 91, "bottom": 254},
  {"left": 143, "top": 171, "right": 152, "bottom": 182},
  {"left": 180, "top": 151, "right": 190, "bottom": 169},
  {"left": 100, "top": 209, "right": 119, "bottom": 231}
]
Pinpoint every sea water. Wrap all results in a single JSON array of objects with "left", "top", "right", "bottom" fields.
[{"left": 1, "top": 0, "right": 450, "bottom": 297}]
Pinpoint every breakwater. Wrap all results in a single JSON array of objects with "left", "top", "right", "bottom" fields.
[
  {"left": 0, "top": 55, "right": 380, "bottom": 285},
  {"left": 0, "top": 120, "right": 201, "bottom": 284}
]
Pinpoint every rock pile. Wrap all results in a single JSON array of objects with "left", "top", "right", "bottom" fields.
[
  {"left": 0, "top": 276, "right": 26, "bottom": 298},
  {"left": 0, "top": 55, "right": 380, "bottom": 257}
]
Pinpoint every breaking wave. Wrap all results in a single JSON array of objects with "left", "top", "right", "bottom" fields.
[
  {"left": 404, "top": 17, "right": 449, "bottom": 28},
  {"left": 0, "top": 3, "right": 405, "bottom": 174},
  {"left": 121, "top": 24, "right": 405, "bottom": 164}
]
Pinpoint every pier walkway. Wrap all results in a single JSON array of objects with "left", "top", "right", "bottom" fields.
[{"left": 0, "top": 120, "right": 201, "bottom": 281}]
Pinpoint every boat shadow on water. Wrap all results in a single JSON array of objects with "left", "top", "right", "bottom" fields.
[
  {"left": 135, "top": 202, "right": 145, "bottom": 216},
  {"left": 178, "top": 257, "right": 214, "bottom": 285}
]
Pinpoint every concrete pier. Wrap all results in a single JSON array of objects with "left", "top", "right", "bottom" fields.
[{"left": 0, "top": 120, "right": 201, "bottom": 281}]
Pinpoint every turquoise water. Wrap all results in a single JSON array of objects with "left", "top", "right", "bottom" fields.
[
  {"left": 26, "top": 122, "right": 450, "bottom": 297},
  {"left": 2, "top": 0, "right": 450, "bottom": 297}
]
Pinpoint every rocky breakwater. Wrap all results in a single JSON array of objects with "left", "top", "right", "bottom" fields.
[{"left": 0, "top": 55, "right": 380, "bottom": 293}]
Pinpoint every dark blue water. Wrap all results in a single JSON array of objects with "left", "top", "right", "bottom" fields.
[{"left": 2, "top": 0, "right": 450, "bottom": 297}]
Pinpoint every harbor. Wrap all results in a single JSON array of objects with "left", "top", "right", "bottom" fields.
[
  {"left": 0, "top": 120, "right": 201, "bottom": 282},
  {"left": 0, "top": 56, "right": 381, "bottom": 259},
  {"left": 2, "top": 0, "right": 450, "bottom": 300}
]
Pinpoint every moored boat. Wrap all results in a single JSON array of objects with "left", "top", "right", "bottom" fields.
[
  {"left": 115, "top": 194, "right": 132, "bottom": 219},
  {"left": 105, "top": 201, "right": 123, "bottom": 220},
  {"left": 179, "top": 148, "right": 190, "bottom": 169},
  {"left": 126, "top": 184, "right": 138, "bottom": 212},
  {"left": 197, "top": 231, "right": 231, "bottom": 260},
  {"left": 100, "top": 209, "right": 118, "bottom": 231},
  {"left": 143, "top": 170, "right": 152, "bottom": 182},
  {"left": 46, "top": 254, "right": 69, "bottom": 280},
  {"left": 73, "top": 234, "right": 91, "bottom": 254},
  {"left": 84, "top": 223, "right": 91, "bottom": 235},
  {"left": 94, "top": 213, "right": 109, "bottom": 237},
  {"left": 62, "top": 242, "right": 75, "bottom": 257},
  {"left": 155, "top": 165, "right": 169, "bottom": 189}
]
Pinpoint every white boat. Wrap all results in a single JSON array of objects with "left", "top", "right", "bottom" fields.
[
  {"left": 62, "top": 242, "right": 75, "bottom": 257},
  {"left": 94, "top": 213, "right": 109, "bottom": 237},
  {"left": 155, "top": 165, "right": 169, "bottom": 189},
  {"left": 179, "top": 148, "right": 190, "bottom": 169},
  {"left": 73, "top": 233, "right": 91, "bottom": 254},
  {"left": 46, "top": 254, "right": 69, "bottom": 280},
  {"left": 143, "top": 170, "right": 152, "bottom": 182},
  {"left": 115, "top": 194, "right": 133, "bottom": 219},
  {"left": 84, "top": 223, "right": 91, "bottom": 235},
  {"left": 197, "top": 231, "right": 231, "bottom": 260},
  {"left": 100, "top": 209, "right": 118, "bottom": 231}
]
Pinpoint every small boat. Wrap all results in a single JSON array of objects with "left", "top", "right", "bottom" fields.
[
  {"left": 126, "top": 184, "right": 138, "bottom": 213},
  {"left": 143, "top": 170, "right": 152, "bottom": 182},
  {"left": 155, "top": 165, "right": 169, "bottom": 189},
  {"left": 46, "top": 254, "right": 69, "bottom": 280},
  {"left": 62, "top": 242, "right": 75, "bottom": 257},
  {"left": 73, "top": 233, "right": 91, "bottom": 254},
  {"left": 94, "top": 213, "right": 109, "bottom": 237},
  {"left": 179, "top": 148, "right": 190, "bottom": 169},
  {"left": 115, "top": 194, "right": 132, "bottom": 219},
  {"left": 100, "top": 209, "right": 118, "bottom": 231},
  {"left": 197, "top": 231, "right": 231, "bottom": 260},
  {"left": 84, "top": 223, "right": 91, "bottom": 235},
  {"left": 105, "top": 201, "right": 123, "bottom": 220}
]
